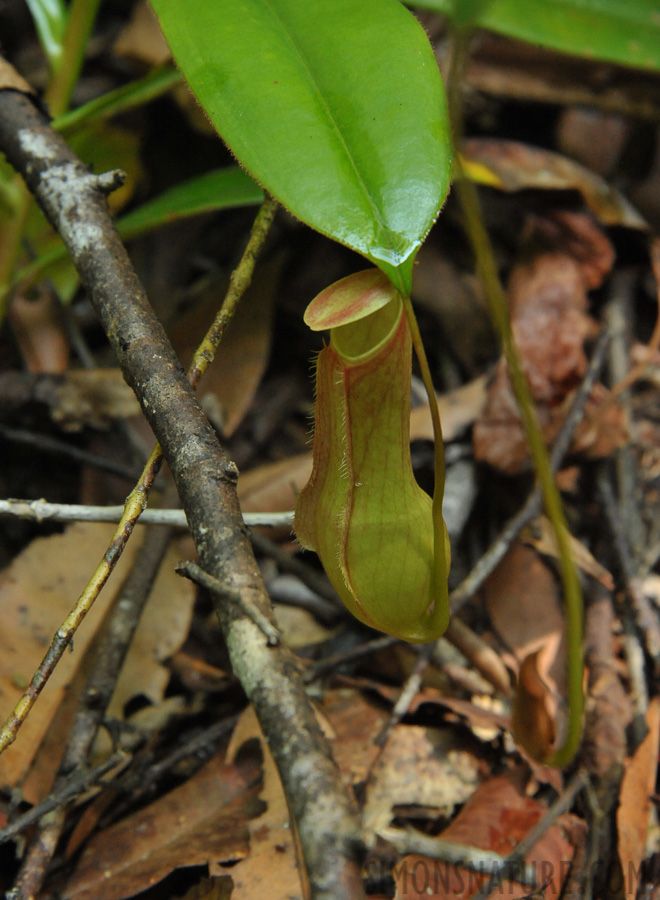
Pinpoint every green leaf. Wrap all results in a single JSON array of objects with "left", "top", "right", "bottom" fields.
[
  {"left": 25, "top": 0, "right": 68, "bottom": 70},
  {"left": 116, "top": 168, "right": 264, "bottom": 241},
  {"left": 150, "top": 0, "right": 452, "bottom": 295},
  {"left": 15, "top": 167, "right": 264, "bottom": 292},
  {"left": 53, "top": 66, "right": 181, "bottom": 137},
  {"left": 413, "top": 0, "right": 660, "bottom": 73}
]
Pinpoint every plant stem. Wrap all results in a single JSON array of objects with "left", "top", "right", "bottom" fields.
[
  {"left": 447, "top": 30, "right": 584, "bottom": 766},
  {"left": 402, "top": 294, "right": 449, "bottom": 635},
  {"left": 46, "top": 0, "right": 103, "bottom": 117}
]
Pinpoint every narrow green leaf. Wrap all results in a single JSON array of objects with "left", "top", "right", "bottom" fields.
[
  {"left": 15, "top": 167, "right": 263, "bottom": 293},
  {"left": 116, "top": 168, "right": 264, "bottom": 241},
  {"left": 413, "top": 0, "right": 660, "bottom": 72},
  {"left": 53, "top": 66, "right": 181, "bottom": 137},
  {"left": 150, "top": 0, "right": 452, "bottom": 294},
  {"left": 25, "top": 0, "right": 68, "bottom": 70}
]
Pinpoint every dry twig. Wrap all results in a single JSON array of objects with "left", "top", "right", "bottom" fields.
[{"left": 0, "top": 85, "right": 365, "bottom": 899}]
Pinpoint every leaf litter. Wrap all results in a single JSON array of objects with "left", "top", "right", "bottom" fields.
[{"left": 2, "top": 4, "right": 660, "bottom": 899}]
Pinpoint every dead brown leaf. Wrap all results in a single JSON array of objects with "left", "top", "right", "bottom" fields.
[
  {"left": 409, "top": 377, "right": 488, "bottom": 442},
  {"left": 521, "top": 515, "right": 614, "bottom": 590},
  {"left": 52, "top": 369, "right": 142, "bottom": 431},
  {"left": 363, "top": 725, "right": 485, "bottom": 839},
  {"left": 226, "top": 706, "right": 303, "bottom": 900},
  {"left": 393, "top": 770, "right": 578, "bottom": 900},
  {"left": 8, "top": 288, "right": 70, "bottom": 374},
  {"left": 462, "top": 138, "right": 647, "bottom": 230},
  {"left": 0, "top": 524, "right": 142, "bottom": 798},
  {"left": 474, "top": 212, "right": 625, "bottom": 473},
  {"left": 238, "top": 452, "right": 312, "bottom": 514},
  {"left": 0, "top": 57, "right": 34, "bottom": 93},
  {"left": 616, "top": 697, "right": 660, "bottom": 897},
  {"left": 484, "top": 543, "right": 566, "bottom": 761},
  {"left": 171, "top": 259, "right": 280, "bottom": 438},
  {"left": 511, "top": 649, "right": 557, "bottom": 761},
  {"left": 61, "top": 747, "right": 263, "bottom": 900},
  {"left": 113, "top": 0, "right": 170, "bottom": 66},
  {"left": 320, "top": 688, "right": 389, "bottom": 784}
]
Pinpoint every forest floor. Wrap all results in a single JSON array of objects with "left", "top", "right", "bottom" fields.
[{"left": 1, "top": 2, "right": 660, "bottom": 899}]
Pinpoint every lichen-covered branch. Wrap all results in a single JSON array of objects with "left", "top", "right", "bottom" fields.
[{"left": 0, "top": 85, "right": 365, "bottom": 900}]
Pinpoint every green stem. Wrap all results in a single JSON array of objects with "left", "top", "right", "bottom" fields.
[
  {"left": 402, "top": 294, "right": 449, "bottom": 634},
  {"left": 53, "top": 65, "right": 181, "bottom": 136},
  {"left": 0, "top": 185, "right": 32, "bottom": 320},
  {"left": 448, "top": 31, "right": 584, "bottom": 766},
  {"left": 46, "top": 0, "right": 103, "bottom": 117}
]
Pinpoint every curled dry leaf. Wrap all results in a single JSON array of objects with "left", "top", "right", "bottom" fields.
[
  {"left": 462, "top": 138, "right": 647, "bottom": 231},
  {"left": 521, "top": 515, "right": 614, "bottom": 590},
  {"left": 474, "top": 211, "right": 626, "bottom": 474},
  {"left": 484, "top": 542, "right": 566, "bottom": 761},
  {"left": 511, "top": 648, "right": 557, "bottom": 761},
  {"left": 616, "top": 697, "right": 660, "bottom": 897}
]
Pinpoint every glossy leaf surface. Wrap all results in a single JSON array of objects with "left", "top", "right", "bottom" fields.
[
  {"left": 295, "top": 271, "right": 450, "bottom": 642},
  {"left": 150, "top": 0, "right": 452, "bottom": 294},
  {"left": 413, "top": 0, "right": 660, "bottom": 72}
]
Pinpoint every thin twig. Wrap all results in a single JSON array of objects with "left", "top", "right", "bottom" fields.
[
  {"left": 442, "top": 618, "right": 511, "bottom": 695},
  {"left": 251, "top": 530, "right": 341, "bottom": 604},
  {"left": 379, "top": 828, "right": 538, "bottom": 887},
  {"left": 0, "top": 751, "right": 127, "bottom": 846},
  {"left": 178, "top": 559, "right": 281, "bottom": 645},
  {"left": 303, "top": 635, "right": 398, "bottom": 684},
  {"left": 450, "top": 328, "right": 611, "bottom": 613},
  {"left": 0, "top": 87, "right": 365, "bottom": 897},
  {"left": 0, "top": 497, "right": 294, "bottom": 528},
  {"left": 598, "top": 471, "right": 660, "bottom": 688},
  {"left": 0, "top": 424, "right": 142, "bottom": 480},
  {"left": 374, "top": 643, "right": 434, "bottom": 747},
  {"left": 0, "top": 193, "right": 278, "bottom": 753}
]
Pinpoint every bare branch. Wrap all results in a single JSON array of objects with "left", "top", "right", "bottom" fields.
[{"left": 0, "top": 86, "right": 365, "bottom": 900}]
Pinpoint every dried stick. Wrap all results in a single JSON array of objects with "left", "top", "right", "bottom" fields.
[
  {"left": 177, "top": 559, "right": 281, "bottom": 645},
  {"left": 0, "top": 751, "right": 127, "bottom": 847},
  {"left": 378, "top": 828, "right": 538, "bottom": 887},
  {"left": 0, "top": 188, "right": 276, "bottom": 754},
  {"left": 0, "top": 86, "right": 364, "bottom": 899},
  {"left": 0, "top": 444, "right": 162, "bottom": 752},
  {"left": 0, "top": 497, "right": 294, "bottom": 529}
]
